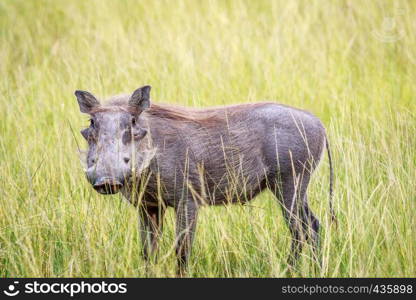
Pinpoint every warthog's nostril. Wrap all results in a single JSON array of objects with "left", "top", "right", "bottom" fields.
[{"left": 123, "top": 157, "right": 130, "bottom": 164}]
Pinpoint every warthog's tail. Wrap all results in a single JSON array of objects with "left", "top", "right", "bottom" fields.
[{"left": 325, "top": 135, "right": 337, "bottom": 225}]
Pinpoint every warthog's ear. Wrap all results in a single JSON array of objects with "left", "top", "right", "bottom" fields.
[
  {"left": 129, "top": 85, "right": 151, "bottom": 110},
  {"left": 75, "top": 90, "right": 100, "bottom": 114}
]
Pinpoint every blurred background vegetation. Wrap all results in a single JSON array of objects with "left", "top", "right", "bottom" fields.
[{"left": 0, "top": 0, "right": 415, "bottom": 277}]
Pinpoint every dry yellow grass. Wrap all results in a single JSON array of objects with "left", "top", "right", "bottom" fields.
[{"left": 0, "top": 0, "right": 415, "bottom": 277}]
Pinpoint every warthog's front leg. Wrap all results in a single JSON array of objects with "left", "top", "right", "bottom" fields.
[
  {"left": 174, "top": 199, "right": 198, "bottom": 277},
  {"left": 138, "top": 205, "right": 165, "bottom": 262}
]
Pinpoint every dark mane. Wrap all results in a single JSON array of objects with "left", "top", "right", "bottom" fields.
[
  {"left": 146, "top": 103, "right": 221, "bottom": 124},
  {"left": 93, "top": 95, "right": 274, "bottom": 124}
]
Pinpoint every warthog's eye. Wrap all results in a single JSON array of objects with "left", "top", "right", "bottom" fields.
[
  {"left": 90, "top": 119, "right": 95, "bottom": 128},
  {"left": 133, "top": 128, "right": 147, "bottom": 140},
  {"left": 131, "top": 117, "right": 136, "bottom": 126}
]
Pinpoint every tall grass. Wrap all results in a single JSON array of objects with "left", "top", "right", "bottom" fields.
[{"left": 0, "top": 0, "right": 415, "bottom": 277}]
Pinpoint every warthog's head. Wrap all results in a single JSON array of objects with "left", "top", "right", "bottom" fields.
[{"left": 75, "top": 85, "right": 154, "bottom": 195}]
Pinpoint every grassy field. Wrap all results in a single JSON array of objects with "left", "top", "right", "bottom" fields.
[{"left": 0, "top": 0, "right": 415, "bottom": 277}]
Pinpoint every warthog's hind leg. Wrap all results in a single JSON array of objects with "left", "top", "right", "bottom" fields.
[
  {"left": 301, "top": 196, "right": 321, "bottom": 266},
  {"left": 271, "top": 174, "right": 321, "bottom": 271}
]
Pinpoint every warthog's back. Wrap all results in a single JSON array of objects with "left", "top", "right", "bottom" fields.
[{"left": 141, "top": 102, "right": 326, "bottom": 206}]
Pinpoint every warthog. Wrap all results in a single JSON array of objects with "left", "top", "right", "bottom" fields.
[{"left": 75, "top": 85, "right": 335, "bottom": 275}]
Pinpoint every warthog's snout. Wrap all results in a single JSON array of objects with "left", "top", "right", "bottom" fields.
[{"left": 93, "top": 177, "right": 123, "bottom": 194}]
